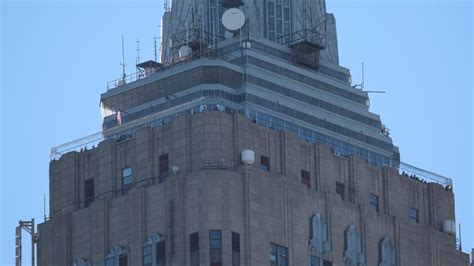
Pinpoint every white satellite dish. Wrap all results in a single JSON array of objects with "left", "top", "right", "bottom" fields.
[{"left": 222, "top": 8, "right": 246, "bottom": 32}]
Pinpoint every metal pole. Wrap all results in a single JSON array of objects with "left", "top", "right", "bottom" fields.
[
  {"left": 459, "top": 223, "right": 462, "bottom": 251},
  {"left": 121, "top": 35, "right": 126, "bottom": 83},
  {"left": 31, "top": 218, "right": 35, "bottom": 266}
]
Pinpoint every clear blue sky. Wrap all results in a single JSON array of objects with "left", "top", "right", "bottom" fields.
[{"left": 1, "top": 0, "right": 472, "bottom": 264}]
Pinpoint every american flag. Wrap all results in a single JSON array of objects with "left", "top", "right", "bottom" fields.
[{"left": 116, "top": 111, "right": 122, "bottom": 125}]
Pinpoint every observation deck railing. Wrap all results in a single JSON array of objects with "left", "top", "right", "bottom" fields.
[
  {"left": 106, "top": 48, "right": 241, "bottom": 91},
  {"left": 50, "top": 109, "right": 452, "bottom": 189},
  {"left": 396, "top": 162, "right": 452, "bottom": 187}
]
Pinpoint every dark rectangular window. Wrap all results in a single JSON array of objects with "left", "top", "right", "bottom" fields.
[
  {"left": 232, "top": 232, "right": 240, "bottom": 266},
  {"left": 156, "top": 241, "right": 166, "bottom": 266},
  {"left": 84, "top": 179, "right": 94, "bottom": 207},
  {"left": 301, "top": 170, "right": 310, "bottom": 188},
  {"left": 270, "top": 243, "right": 288, "bottom": 266},
  {"left": 260, "top": 155, "right": 270, "bottom": 171},
  {"left": 323, "top": 260, "right": 332, "bottom": 266},
  {"left": 122, "top": 167, "right": 132, "bottom": 195},
  {"left": 409, "top": 207, "right": 419, "bottom": 223},
  {"left": 190, "top": 232, "right": 200, "bottom": 266},
  {"left": 336, "top": 182, "right": 345, "bottom": 201},
  {"left": 369, "top": 193, "right": 379, "bottom": 212},
  {"left": 209, "top": 230, "right": 222, "bottom": 266},
  {"left": 159, "top": 154, "right": 169, "bottom": 179},
  {"left": 119, "top": 254, "right": 127, "bottom": 266}
]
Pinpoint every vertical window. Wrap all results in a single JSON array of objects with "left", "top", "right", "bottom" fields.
[
  {"left": 270, "top": 243, "right": 278, "bottom": 266},
  {"left": 369, "top": 194, "right": 379, "bottom": 212},
  {"left": 105, "top": 246, "right": 127, "bottom": 266},
  {"left": 379, "top": 237, "right": 396, "bottom": 266},
  {"left": 409, "top": 207, "right": 419, "bottom": 223},
  {"left": 265, "top": 0, "right": 291, "bottom": 43},
  {"left": 156, "top": 241, "right": 166, "bottom": 266},
  {"left": 344, "top": 225, "right": 365, "bottom": 265},
  {"left": 121, "top": 167, "right": 132, "bottom": 194},
  {"left": 143, "top": 245, "right": 152, "bottom": 266},
  {"left": 336, "top": 182, "right": 345, "bottom": 201},
  {"left": 190, "top": 232, "right": 200, "bottom": 266},
  {"left": 105, "top": 258, "right": 114, "bottom": 266},
  {"left": 260, "top": 155, "right": 270, "bottom": 171},
  {"left": 310, "top": 255, "right": 320, "bottom": 266},
  {"left": 159, "top": 154, "right": 169, "bottom": 181},
  {"left": 270, "top": 243, "right": 288, "bottom": 266},
  {"left": 118, "top": 255, "right": 127, "bottom": 266},
  {"left": 84, "top": 179, "right": 94, "bottom": 207},
  {"left": 209, "top": 230, "right": 222, "bottom": 266},
  {"left": 301, "top": 170, "right": 310, "bottom": 188},
  {"left": 232, "top": 232, "right": 240, "bottom": 266},
  {"left": 143, "top": 237, "right": 166, "bottom": 266}
]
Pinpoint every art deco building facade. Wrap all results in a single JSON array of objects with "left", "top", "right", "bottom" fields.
[{"left": 37, "top": 0, "right": 469, "bottom": 265}]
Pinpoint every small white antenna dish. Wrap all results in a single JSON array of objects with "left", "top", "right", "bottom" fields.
[{"left": 222, "top": 8, "right": 246, "bottom": 32}]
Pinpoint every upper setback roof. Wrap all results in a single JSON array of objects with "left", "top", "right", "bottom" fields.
[{"left": 100, "top": 60, "right": 244, "bottom": 112}]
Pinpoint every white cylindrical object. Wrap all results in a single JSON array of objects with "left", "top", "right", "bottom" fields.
[
  {"left": 179, "top": 45, "right": 192, "bottom": 59},
  {"left": 442, "top": 220, "right": 456, "bottom": 235},
  {"left": 242, "top": 41, "right": 251, "bottom": 49},
  {"left": 241, "top": 150, "right": 255, "bottom": 165}
]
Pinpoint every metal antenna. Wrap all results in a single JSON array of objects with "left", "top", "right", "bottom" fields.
[
  {"left": 186, "top": 17, "right": 189, "bottom": 46},
  {"left": 43, "top": 194, "right": 46, "bottom": 222},
  {"left": 459, "top": 223, "right": 462, "bottom": 251},
  {"left": 352, "top": 62, "right": 366, "bottom": 90},
  {"left": 120, "top": 35, "right": 127, "bottom": 83},
  {"left": 154, "top": 36, "right": 158, "bottom": 62},
  {"left": 303, "top": 0, "right": 307, "bottom": 29},
  {"left": 361, "top": 62, "right": 365, "bottom": 90},
  {"left": 136, "top": 38, "right": 141, "bottom": 64}
]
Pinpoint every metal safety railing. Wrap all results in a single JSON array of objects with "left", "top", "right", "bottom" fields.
[
  {"left": 396, "top": 161, "right": 452, "bottom": 188},
  {"left": 106, "top": 47, "right": 243, "bottom": 91},
  {"left": 51, "top": 108, "right": 453, "bottom": 189},
  {"left": 50, "top": 97, "right": 218, "bottom": 161}
]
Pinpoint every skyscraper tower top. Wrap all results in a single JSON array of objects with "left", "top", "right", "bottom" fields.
[
  {"left": 35, "top": 2, "right": 468, "bottom": 265},
  {"left": 161, "top": 0, "right": 339, "bottom": 65}
]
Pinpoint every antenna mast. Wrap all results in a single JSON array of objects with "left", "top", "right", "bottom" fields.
[
  {"left": 352, "top": 62, "right": 365, "bottom": 90},
  {"left": 154, "top": 36, "right": 158, "bottom": 62},
  {"left": 43, "top": 194, "right": 47, "bottom": 222},
  {"left": 120, "top": 35, "right": 127, "bottom": 83},
  {"left": 136, "top": 38, "right": 141, "bottom": 64},
  {"left": 361, "top": 62, "right": 365, "bottom": 90}
]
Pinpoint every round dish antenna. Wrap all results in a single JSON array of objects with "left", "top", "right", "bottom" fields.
[{"left": 222, "top": 8, "right": 246, "bottom": 32}]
